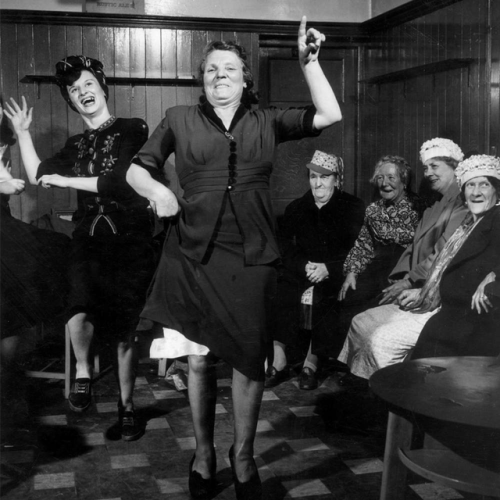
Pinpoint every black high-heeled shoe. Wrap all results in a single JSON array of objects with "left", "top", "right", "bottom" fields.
[
  {"left": 228, "top": 445, "right": 262, "bottom": 500},
  {"left": 188, "top": 451, "right": 217, "bottom": 499}
]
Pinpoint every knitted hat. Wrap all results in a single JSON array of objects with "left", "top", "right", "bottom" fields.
[
  {"left": 455, "top": 154, "right": 500, "bottom": 189},
  {"left": 419, "top": 138, "right": 464, "bottom": 164},
  {"left": 306, "top": 150, "right": 344, "bottom": 190}
]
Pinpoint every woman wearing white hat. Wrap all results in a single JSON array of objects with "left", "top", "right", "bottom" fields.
[
  {"left": 406, "top": 154, "right": 500, "bottom": 358},
  {"left": 337, "top": 138, "right": 469, "bottom": 383}
]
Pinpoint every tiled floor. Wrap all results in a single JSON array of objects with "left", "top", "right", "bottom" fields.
[{"left": 1, "top": 352, "right": 466, "bottom": 500}]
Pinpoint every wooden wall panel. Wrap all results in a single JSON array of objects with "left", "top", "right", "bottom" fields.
[
  {"left": 1, "top": 17, "right": 258, "bottom": 222},
  {"left": 358, "top": 0, "right": 491, "bottom": 201},
  {"left": 2, "top": 24, "right": 21, "bottom": 219},
  {"left": 145, "top": 28, "right": 163, "bottom": 128},
  {"left": 1, "top": 2, "right": 493, "bottom": 220}
]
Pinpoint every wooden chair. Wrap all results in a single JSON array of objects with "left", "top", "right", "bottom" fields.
[{"left": 25, "top": 325, "right": 100, "bottom": 399}]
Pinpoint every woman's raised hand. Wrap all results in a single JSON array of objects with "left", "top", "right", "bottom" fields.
[
  {"left": 298, "top": 16, "right": 325, "bottom": 65},
  {"left": 471, "top": 271, "right": 495, "bottom": 314},
  {"left": 338, "top": 272, "right": 357, "bottom": 301},
  {"left": 4, "top": 97, "right": 33, "bottom": 135}
]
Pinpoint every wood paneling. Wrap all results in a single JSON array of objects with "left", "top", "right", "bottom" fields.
[
  {"left": 357, "top": 0, "right": 491, "bottom": 202},
  {"left": 0, "top": 15, "right": 257, "bottom": 222},
  {"left": 260, "top": 47, "right": 358, "bottom": 216},
  {"left": 1, "top": 3, "right": 496, "bottom": 220}
]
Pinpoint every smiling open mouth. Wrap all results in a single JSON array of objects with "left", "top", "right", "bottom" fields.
[{"left": 81, "top": 97, "right": 95, "bottom": 105}]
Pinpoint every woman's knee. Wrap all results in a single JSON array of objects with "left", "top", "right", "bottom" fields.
[{"left": 188, "top": 355, "right": 212, "bottom": 375}]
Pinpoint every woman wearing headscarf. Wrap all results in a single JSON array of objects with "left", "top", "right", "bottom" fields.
[
  {"left": 265, "top": 150, "right": 365, "bottom": 391},
  {"left": 406, "top": 155, "right": 500, "bottom": 359},
  {"left": 5, "top": 56, "right": 155, "bottom": 441},
  {"left": 126, "top": 17, "right": 341, "bottom": 499}
]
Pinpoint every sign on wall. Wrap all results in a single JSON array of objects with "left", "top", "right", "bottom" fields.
[{"left": 84, "top": 0, "right": 145, "bottom": 14}]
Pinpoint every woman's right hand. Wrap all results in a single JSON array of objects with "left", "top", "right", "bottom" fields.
[
  {"left": 3, "top": 97, "right": 33, "bottom": 135},
  {"left": 338, "top": 272, "right": 357, "bottom": 301},
  {"left": 148, "top": 185, "right": 180, "bottom": 218},
  {"left": 0, "top": 178, "right": 25, "bottom": 195}
]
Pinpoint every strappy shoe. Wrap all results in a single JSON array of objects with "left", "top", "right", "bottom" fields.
[
  {"left": 229, "top": 445, "right": 262, "bottom": 500},
  {"left": 264, "top": 365, "right": 290, "bottom": 388}
]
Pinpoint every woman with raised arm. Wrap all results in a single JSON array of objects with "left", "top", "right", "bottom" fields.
[
  {"left": 126, "top": 17, "right": 341, "bottom": 500},
  {"left": 5, "top": 56, "right": 155, "bottom": 441}
]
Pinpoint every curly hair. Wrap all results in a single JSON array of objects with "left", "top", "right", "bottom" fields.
[
  {"left": 370, "top": 155, "right": 413, "bottom": 188},
  {"left": 55, "top": 55, "right": 109, "bottom": 112},
  {"left": 197, "top": 40, "right": 259, "bottom": 109}
]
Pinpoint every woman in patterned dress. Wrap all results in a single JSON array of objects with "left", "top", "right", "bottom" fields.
[
  {"left": 335, "top": 155, "right": 427, "bottom": 344},
  {"left": 5, "top": 56, "right": 155, "bottom": 441}
]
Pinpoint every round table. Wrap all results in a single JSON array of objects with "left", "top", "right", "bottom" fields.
[{"left": 370, "top": 356, "right": 500, "bottom": 499}]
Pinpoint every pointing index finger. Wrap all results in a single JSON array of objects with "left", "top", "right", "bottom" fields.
[{"left": 298, "top": 15, "right": 307, "bottom": 38}]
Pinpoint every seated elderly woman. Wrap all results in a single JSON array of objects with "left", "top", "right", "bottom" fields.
[
  {"left": 335, "top": 155, "right": 427, "bottom": 337},
  {"left": 265, "top": 150, "right": 365, "bottom": 390},
  {"left": 406, "top": 155, "right": 500, "bottom": 359},
  {"left": 337, "top": 138, "right": 468, "bottom": 383}
]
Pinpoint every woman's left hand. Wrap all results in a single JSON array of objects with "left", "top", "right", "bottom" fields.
[
  {"left": 471, "top": 271, "right": 496, "bottom": 314},
  {"left": 306, "top": 261, "right": 329, "bottom": 283},
  {"left": 298, "top": 16, "right": 325, "bottom": 65},
  {"left": 397, "top": 288, "right": 420, "bottom": 307},
  {"left": 38, "top": 174, "right": 68, "bottom": 189}
]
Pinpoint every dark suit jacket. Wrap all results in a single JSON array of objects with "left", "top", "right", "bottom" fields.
[
  {"left": 412, "top": 205, "right": 500, "bottom": 359},
  {"left": 280, "top": 188, "right": 365, "bottom": 295}
]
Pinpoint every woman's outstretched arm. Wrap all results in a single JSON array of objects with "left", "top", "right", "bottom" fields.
[
  {"left": 297, "top": 16, "right": 342, "bottom": 131},
  {"left": 4, "top": 97, "right": 41, "bottom": 185}
]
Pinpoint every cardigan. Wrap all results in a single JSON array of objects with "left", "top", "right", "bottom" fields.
[{"left": 389, "top": 182, "right": 468, "bottom": 283}]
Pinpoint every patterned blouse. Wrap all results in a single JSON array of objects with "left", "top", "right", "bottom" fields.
[
  {"left": 37, "top": 116, "right": 150, "bottom": 237},
  {"left": 343, "top": 193, "right": 427, "bottom": 276}
]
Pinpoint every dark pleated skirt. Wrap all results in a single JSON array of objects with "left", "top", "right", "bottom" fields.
[
  {"left": 141, "top": 202, "right": 276, "bottom": 381},
  {"left": 67, "top": 231, "right": 156, "bottom": 339}
]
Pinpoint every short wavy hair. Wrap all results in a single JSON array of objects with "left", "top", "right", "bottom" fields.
[
  {"left": 427, "top": 156, "right": 460, "bottom": 171},
  {"left": 55, "top": 55, "right": 109, "bottom": 113},
  {"left": 198, "top": 40, "right": 259, "bottom": 109},
  {"left": 370, "top": 155, "right": 413, "bottom": 188}
]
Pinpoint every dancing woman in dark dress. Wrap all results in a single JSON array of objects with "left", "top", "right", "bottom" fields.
[
  {"left": 126, "top": 17, "right": 342, "bottom": 499},
  {"left": 5, "top": 56, "right": 155, "bottom": 441}
]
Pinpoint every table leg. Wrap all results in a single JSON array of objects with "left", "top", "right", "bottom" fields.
[{"left": 380, "top": 410, "right": 414, "bottom": 500}]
